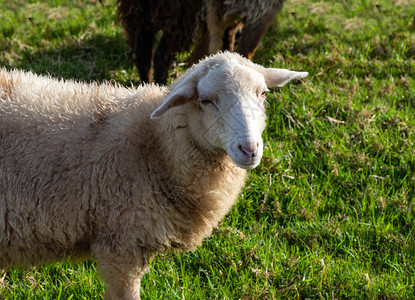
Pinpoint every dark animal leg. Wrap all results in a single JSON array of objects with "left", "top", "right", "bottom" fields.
[
  {"left": 189, "top": 26, "right": 210, "bottom": 65},
  {"left": 154, "top": 21, "right": 195, "bottom": 84},
  {"left": 153, "top": 33, "right": 177, "bottom": 84},
  {"left": 236, "top": 14, "right": 276, "bottom": 59},
  {"left": 134, "top": 28, "right": 156, "bottom": 83},
  {"left": 222, "top": 23, "right": 242, "bottom": 52}
]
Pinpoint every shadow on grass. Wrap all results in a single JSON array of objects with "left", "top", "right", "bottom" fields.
[{"left": 2, "top": 32, "right": 136, "bottom": 83}]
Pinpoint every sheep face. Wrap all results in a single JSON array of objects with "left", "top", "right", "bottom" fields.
[
  {"left": 150, "top": 53, "right": 308, "bottom": 170},
  {"left": 193, "top": 63, "right": 267, "bottom": 169}
]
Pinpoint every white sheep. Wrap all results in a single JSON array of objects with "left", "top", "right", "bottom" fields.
[{"left": 0, "top": 52, "right": 307, "bottom": 299}]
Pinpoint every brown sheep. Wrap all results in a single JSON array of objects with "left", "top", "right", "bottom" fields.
[
  {"left": 190, "top": 0, "right": 286, "bottom": 64},
  {"left": 117, "top": 0, "right": 285, "bottom": 83},
  {"left": 116, "top": 0, "right": 203, "bottom": 84}
]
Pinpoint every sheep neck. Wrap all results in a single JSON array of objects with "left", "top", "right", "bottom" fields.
[{"left": 148, "top": 106, "right": 247, "bottom": 249}]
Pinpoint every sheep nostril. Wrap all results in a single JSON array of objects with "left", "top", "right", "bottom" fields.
[{"left": 239, "top": 144, "right": 258, "bottom": 158}]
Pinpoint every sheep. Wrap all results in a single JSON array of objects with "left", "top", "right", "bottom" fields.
[
  {"left": 117, "top": 0, "right": 285, "bottom": 84},
  {"left": 0, "top": 52, "right": 308, "bottom": 299},
  {"left": 190, "top": 0, "right": 286, "bottom": 64},
  {"left": 116, "top": 0, "right": 204, "bottom": 84}
]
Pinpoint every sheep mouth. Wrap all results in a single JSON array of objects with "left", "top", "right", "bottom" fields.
[{"left": 231, "top": 156, "right": 262, "bottom": 170}]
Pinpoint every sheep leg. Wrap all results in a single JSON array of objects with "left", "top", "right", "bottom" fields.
[
  {"left": 236, "top": 14, "right": 276, "bottom": 59},
  {"left": 189, "top": 27, "right": 210, "bottom": 65},
  {"left": 205, "top": 0, "right": 225, "bottom": 53},
  {"left": 154, "top": 23, "right": 195, "bottom": 84},
  {"left": 222, "top": 23, "right": 243, "bottom": 52},
  {"left": 153, "top": 33, "right": 176, "bottom": 84},
  {"left": 134, "top": 28, "right": 156, "bottom": 83},
  {"left": 97, "top": 250, "right": 149, "bottom": 300}
]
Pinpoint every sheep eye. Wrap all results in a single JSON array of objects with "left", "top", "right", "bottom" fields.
[
  {"left": 259, "top": 91, "right": 267, "bottom": 101},
  {"left": 199, "top": 99, "right": 214, "bottom": 106}
]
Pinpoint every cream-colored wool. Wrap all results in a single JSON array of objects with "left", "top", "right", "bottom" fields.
[{"left": 0, "top": 52, "right": 307, "bottom": 299}]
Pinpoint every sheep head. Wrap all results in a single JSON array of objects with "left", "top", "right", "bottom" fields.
[{"left": 151, "top": 52, "right": 308, "bottom": 170}]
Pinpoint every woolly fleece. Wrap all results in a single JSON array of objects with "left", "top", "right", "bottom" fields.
[{"left": 0, "top": 52, "right": 307, "bottom": 299}]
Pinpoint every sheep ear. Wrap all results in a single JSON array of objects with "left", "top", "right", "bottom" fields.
[
  {"left": 254, "top": 65, "right": 308, "bottom": 88},
  {"left": 150, "top": 78, "right": 196, "bottom": 119}
]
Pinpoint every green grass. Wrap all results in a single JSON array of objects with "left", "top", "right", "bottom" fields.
[{"left": 1, "top": 0, "right": 414, "bottom": 298}]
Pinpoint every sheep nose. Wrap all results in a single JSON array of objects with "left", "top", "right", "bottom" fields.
[{"left": 239, "top": 143, "right": 259, "bottom": 158}]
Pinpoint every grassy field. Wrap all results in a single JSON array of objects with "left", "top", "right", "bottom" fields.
[{"left": 1, "top": 0, "right": 414, "bottom": 299}]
